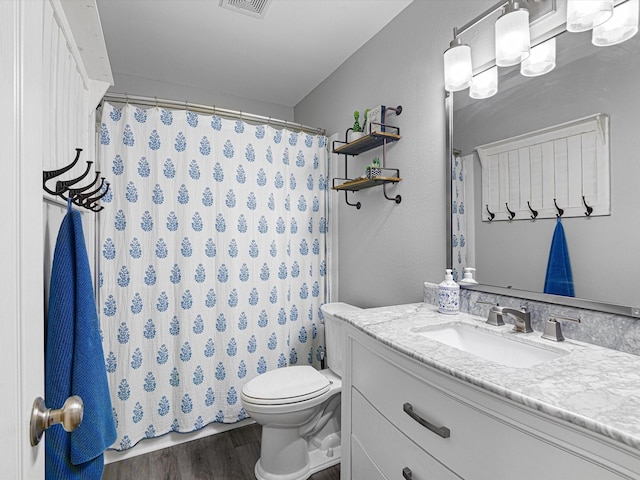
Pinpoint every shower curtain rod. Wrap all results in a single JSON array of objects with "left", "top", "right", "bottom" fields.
[{"left": 101, "top": 93, "right": 326, "bottom": 136}]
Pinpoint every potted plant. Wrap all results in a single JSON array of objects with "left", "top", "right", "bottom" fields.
[
  {"left": 348, "top": 110, "right": 365, "bottom": 142},
  {"left": 366, "top": 157, "right": 382, "bottom": 179}
]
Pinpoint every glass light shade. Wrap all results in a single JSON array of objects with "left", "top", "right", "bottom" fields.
[
  {"left": 495, "top": 8, "right": 531, "bottom": 67},
  {"left": 566, "top": 0, "right": 614, "bottom": 32},
  {"left": 592, "top": 0, "right": 639, "bottom": 46},
  {"left": 444, "top": 42, "right": 473, "bottom": 92},
  {"left": 521, "top": 38, "right": 556, "bottom": 77},
  {"left": 469, "top": 67, "right": 498, "bottom": 99}
]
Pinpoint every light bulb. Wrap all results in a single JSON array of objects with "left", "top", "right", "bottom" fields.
[
  {"left": 444, "top": 39, "right": 472, "bottom": 92},
  {"left": 567, "top": 0, "right": 614, "bottom": 32},
  {"left": 592, "top": 0, "right": 639, "bottom": 46},
  {"left": 470, "top": 67, "right": 498, "bottom": 99},
  {"left": 521, "top": 38, "right": 556, "bottom": 76},
  {"left": 495, "top": 4, "right": 530, "bottom": 67}
]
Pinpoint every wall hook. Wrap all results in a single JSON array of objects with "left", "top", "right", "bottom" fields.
[
  {"left": 55, "top": 161, "right": 94, "bottom": 193},
  {"left": 527, "top": 201, "right": 538, "bottom": 219},
  {"left": 582, "top": 195, "right": 593, "bottom": 216},
  {"left": 505, "top": 203, "right": 515, "bottom": 220},
  {"left": 42, "top": 148, "right": 83, "bottom": 195},
  {"left": 485, "top": 204, "right": 495, "bottom": 222},
  {"left": 553, "top": 198, "right": 564, "bottom": 217}
]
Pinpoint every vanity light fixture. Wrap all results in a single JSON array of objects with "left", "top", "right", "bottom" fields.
[
  {"left": 470, "top": 66, "right": 499, "bottom": 99},
  {"left": 521, "top": 37, "right": 556, "bottom": 76},
  {"left": 566, "top": 0, "right": 614, "bottom": 32},
  {"left": 592, "top": 0, "right": 639, "bottom": 46},
  {"left": 444, "top": 30, "right": 473, "bottom": 92},
  {"left": 495, "top": 1, "right": 531, "bottom": 67}
]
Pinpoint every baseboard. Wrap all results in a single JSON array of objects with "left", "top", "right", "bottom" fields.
[{"left": 104, "top": 418, "right": 256, "bottom": 464}]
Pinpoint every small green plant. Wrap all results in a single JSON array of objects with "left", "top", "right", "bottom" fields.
[
  {"left": 363, "top": 108, "right": 370, "bottom": 133},
  {"left": 353, "top": 110, "right": 361, "bottom": 132},
  {"left": 372, "top": 157, "right": 381, "bottom": 168}
]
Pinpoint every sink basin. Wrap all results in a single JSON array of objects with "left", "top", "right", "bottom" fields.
[{"left": 413, "top": 323, "right": 568, "bottom": 368}]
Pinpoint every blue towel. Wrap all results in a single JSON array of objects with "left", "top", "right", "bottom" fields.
[
  {"left": 544, "top": 216, "right": 575, "bottom": 297},
  {"left": 45, "top": 208, "right": 117, "bottom": 479}
]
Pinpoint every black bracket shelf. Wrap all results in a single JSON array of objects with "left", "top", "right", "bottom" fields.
[
  {"left": 331, "top": 105, "right": 402, "bottom": 209},
  {"left": 332, "top": 128, "right": 401, "bottom": 156}
]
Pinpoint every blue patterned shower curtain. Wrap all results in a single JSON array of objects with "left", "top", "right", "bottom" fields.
[
  {"left": 451, "top": 153, "right": 468, "bottom": 281},
  {"left": 98, "top": 103, "right": 328, "bottom": 450}
]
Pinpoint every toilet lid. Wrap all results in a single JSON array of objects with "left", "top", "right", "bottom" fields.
[{"left": 242, "top": 366, "right": 331, "bottom": 405}]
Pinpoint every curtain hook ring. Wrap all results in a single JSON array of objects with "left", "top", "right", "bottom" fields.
[{"left": 155, "top": 96, "right": 159, "bottom": 108}]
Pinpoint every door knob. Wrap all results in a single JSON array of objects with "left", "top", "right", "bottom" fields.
[{"left": 30, "top": 395, "right": 83, "bottom": 446}]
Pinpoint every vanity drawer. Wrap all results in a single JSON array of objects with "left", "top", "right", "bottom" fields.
[
  {"left": 350, "top": 338, "right": 624, "bottom": 480},
  {"left": 351, "top": 387, "right": 461, "bottom": 480},
  {"left": 351, "top": 433, "right": 386, "bottom": 480}
]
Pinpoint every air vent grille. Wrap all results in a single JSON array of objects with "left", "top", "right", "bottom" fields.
[{"left": 219, "top": 0, "right": 272, "bottom": 19}]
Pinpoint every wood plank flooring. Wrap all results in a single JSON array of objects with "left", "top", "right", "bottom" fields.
[{"left": 102, "top": 423, "right": 340, "bottom": 480}]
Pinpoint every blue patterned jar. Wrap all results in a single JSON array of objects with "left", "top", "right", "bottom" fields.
[{"left": 438, "top": 269, "right": 459, "bottom": 314}]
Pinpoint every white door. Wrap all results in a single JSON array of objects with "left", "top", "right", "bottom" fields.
[{"left": 0, "top": 1, "right": 46, "bottom": 478}]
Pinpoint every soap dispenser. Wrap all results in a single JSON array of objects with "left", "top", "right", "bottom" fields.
[
  {"left": 438, "top": 269, "right": 460, "bottom": 314},
  {"left": 459, "top": 267, "right": 478, "bottom": 285}
]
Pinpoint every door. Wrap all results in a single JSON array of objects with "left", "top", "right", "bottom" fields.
[{"left": 0, "top": 1, "right": 46, "bottom": 478}]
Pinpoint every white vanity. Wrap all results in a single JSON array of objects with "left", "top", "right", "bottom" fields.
[{"left": 337, "top": 303, "right": 640, "bottom": 479}]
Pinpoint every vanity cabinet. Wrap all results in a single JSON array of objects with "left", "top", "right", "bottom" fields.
[{"left": 343, "top": 326, "right": 639, "bottom": 479}]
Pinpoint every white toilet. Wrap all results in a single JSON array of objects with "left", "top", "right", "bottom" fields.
[{"left": 241, "top": 302, "right": 360, "bottom": 480}]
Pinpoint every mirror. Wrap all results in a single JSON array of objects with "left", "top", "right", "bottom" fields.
[{"left": 451, "top": 28, "right": 640, "bottom": 315}]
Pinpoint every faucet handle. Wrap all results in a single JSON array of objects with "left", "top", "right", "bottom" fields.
[
  {"left": 541, "top": 315, "right": 580, "bottom": 342},
  {"left": 541, "top": 319, "right": 564, "bottom": 342},
  {"left": 486, "top": 305, "right": 505, "bottom": 326}
]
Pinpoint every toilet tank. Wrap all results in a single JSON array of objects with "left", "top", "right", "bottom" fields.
[{"left": 320, "top": 302, "right": 361, "bottom": 378}]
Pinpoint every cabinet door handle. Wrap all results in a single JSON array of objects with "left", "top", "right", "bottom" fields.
[
  {"left": 403, "top": 402, "right": 451, "bottom": 438},
  {"left": 402, "top": 466, "right": 413, "bottom": 479}
]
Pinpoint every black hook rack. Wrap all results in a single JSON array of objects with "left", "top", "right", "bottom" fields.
[
  {"left": 527, "top": 201, "right": 538, "bottom": 220},
  {"left": 42, "top": 148, "right": 110, "bottom": 213},
  {"left": 553, "top": 198, "right": 564, "bottom": 217},
  {"left": 486, "top": 204, "right": 495, "bottom": 222},
  {"left": 505, "top": 203, "right": 515, "bottom": 220},
  {"left": 582, "top": 196, "right": 593, "bottom": 217}
]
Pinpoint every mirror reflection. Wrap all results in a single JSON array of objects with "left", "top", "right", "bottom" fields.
[{"left": 452, "top": 29, "right": 640, "bottom": 308}]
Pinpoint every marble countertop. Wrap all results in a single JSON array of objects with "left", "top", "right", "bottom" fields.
[{"left": 335, "top": 302, "right": 640, "bottom": 451}]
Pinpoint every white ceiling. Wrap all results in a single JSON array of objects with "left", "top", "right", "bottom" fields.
[{"left": 95, "top": 0, "right": 413, "bottom": 108}]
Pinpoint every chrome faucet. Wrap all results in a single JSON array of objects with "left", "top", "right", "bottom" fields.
[
  {"left": 485, "top": 305, "right": 533, "bottom": 333},
  {"left": 502, "top": 307, "right": 533, "bottom": 333}
]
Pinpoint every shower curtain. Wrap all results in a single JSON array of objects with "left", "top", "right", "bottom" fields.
[
  {"left": 451, "top": 153, "right": 467, "bottom": 281},
  {"left": 98, "top": 103, "right": 328, "bottom": 450}
]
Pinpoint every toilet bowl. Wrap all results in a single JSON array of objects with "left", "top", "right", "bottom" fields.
[{"left": 240, "top": 302, "right": 360, "bottom": 480}]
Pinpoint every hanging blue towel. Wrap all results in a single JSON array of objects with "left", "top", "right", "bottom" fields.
[
  {"left": 544, "top": 216, "right": 575, "bottom": 297},
  {"left": 45, "top": 207, "right": 117, "bottom": 479}
]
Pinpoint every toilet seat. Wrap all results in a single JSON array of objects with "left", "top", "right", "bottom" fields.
[{"left": 242, "top": 365, "right": 331, "bottom": 405}]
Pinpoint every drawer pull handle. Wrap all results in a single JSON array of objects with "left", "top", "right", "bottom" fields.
[
  {"left": 403, "top": 402, "right": 450, "bottom": 439},
  {"left": 402, "top": 467, "right": 412, "bottom": 479}
]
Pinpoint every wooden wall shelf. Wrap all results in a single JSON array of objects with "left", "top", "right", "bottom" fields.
[{"left": 331, "top": 105, "right": 403, "bottom": 208}]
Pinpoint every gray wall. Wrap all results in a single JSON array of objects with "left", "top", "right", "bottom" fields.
[
  {"left": 453, "top": 32, "right": 640, "bottom": 307},
  {"left": 108, "top": 72, "right": 294, "bottom": 121},
  {"left": 295, "top": 1, "right": 495, "bottom": 308}
]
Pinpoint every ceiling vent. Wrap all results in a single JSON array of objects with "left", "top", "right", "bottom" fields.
[{"left": 219, "top": 0, "right": 272, "bottom": 19}]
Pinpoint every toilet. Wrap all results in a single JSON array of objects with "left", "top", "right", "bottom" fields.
[{"left": 241, "top": 302, "right": 360, "bottom": 480}]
